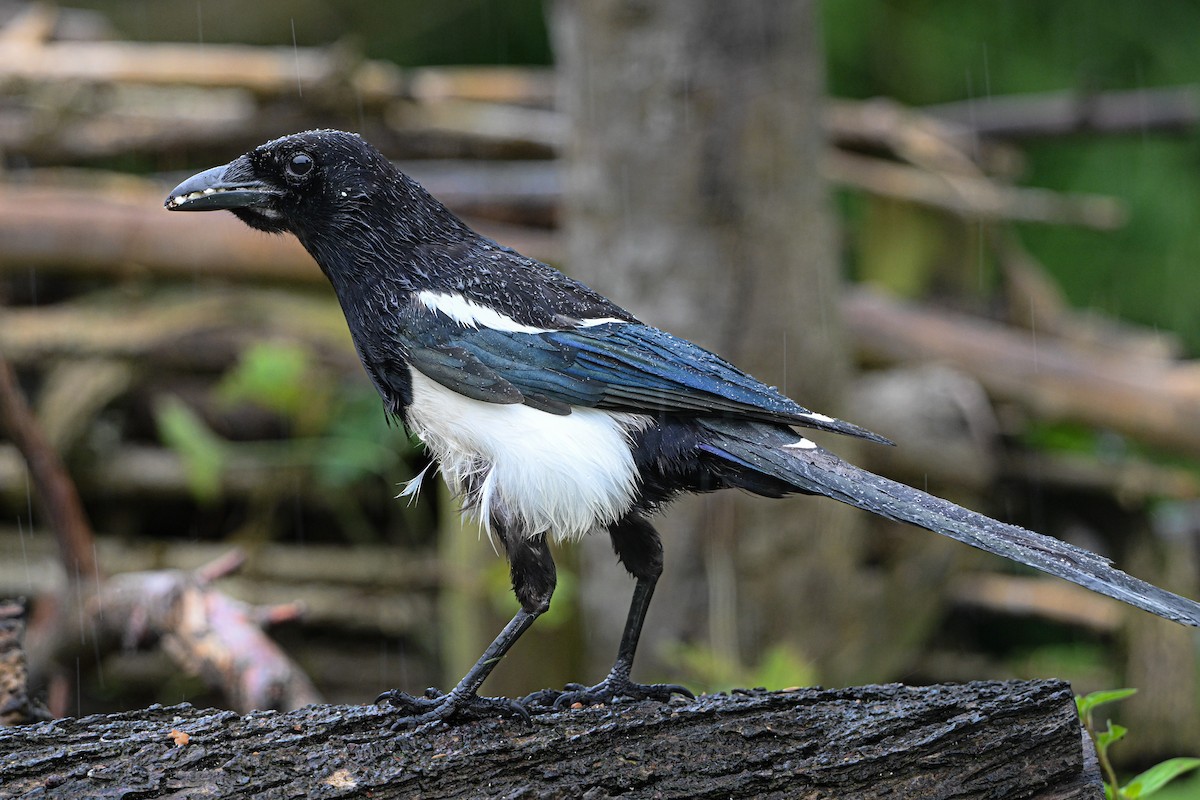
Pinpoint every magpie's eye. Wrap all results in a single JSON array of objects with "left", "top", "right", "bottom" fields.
[{"left": 286, "top": 153, "right": 314, "bottom": 178}]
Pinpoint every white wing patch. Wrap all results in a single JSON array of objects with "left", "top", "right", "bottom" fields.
[
  {"left": 783, "top": 437, "right": 818, "bottom": 450},
  {"left": 416, "top": 290, "right": 630, "bottom": 333},
  {"left": 405, "top": 370, "right": 648, "bottom": 542},
  {"left": 576, "top": 317, "right": 630, "bottom": 328},
  {"left": 800, "top": 411, "right": 836, "bottom": 424},
  {"left": 417, "top": 290, "right": 550, "bottom": 334}
]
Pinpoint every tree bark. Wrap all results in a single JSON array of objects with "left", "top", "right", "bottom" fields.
[{"left": 0, "top": 680, "right": 1100, "bottom": 799}]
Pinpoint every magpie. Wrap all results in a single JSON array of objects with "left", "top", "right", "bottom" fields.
[{"left": 166, "top": 129, "right": 1200, "bottom": 726}]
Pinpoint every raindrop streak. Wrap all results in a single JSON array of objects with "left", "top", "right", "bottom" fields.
[
  {"left": 681, "top": 71, "right": 691, "bottom": 132},
  {"left": 291, "top": 19, "right": 303, "bottom": 98},
  {"left": 781, "top": 328, "right": 787, "bottom": 398},
  {"left": 293, "top": 475, "right": 305, "bottom": 544},
  {"left": 978, "top": 219, "right": 985, "bottom": 292},
  {"left": 978, "top": 44, "right": 990, "bottom": 294},
  {"left": 378, "top": 639, "right": 389, "bottom": 690},
  {"left": 963, "top": 68, "right": 980, "bottom": 164},
  {"left": 76, "top": 562, "right": 85, "bottom": 645},
  {"left": 981, "top": 42, "right": 991, "bottom": 98},
  {"left": 1030, "top": 302, "right": 1040, "bottom": 375},
  {"left": 88, "top": 603, "right": 106, "bottom": 692},
  {"left": 17, "top": 516, "right": 31, "bottom": 594},
  {"left": 92, "top": 541, "right": 103, "bottom": 612},
  {"left": 22, "top": 472, "right": 33, "bottom": 591}
]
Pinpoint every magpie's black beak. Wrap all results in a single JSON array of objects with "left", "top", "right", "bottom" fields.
[{"left": 164, "top": 156, "right": 277, "bottom": 211}]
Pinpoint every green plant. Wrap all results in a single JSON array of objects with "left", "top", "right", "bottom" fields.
[
  {"left": 217, "top": 341, "right": 331, "bottom": 436},
  {"left": 154, "top": 395, "right": 228, "bottom": 503},
  {"left": 662, "top": 641, "right": 817, "bottom": 696},
  {"left": 1076, "top": 688, "right": 1200, "bottom": 799}
]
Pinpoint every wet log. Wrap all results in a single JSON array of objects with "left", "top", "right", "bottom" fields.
[
  {"left": 0, "top": 600, "right": 49, "bottom": 726},
  {"left": 0, "top": 680, "right": 1099, "bottom": 799}
]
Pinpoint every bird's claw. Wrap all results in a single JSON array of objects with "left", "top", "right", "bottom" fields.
[
  {"left": 376, "top": 688, "right": 531, "bottom": 729},
  {"left": 523, "top": 676, "right": 693, "bottom": 710}
]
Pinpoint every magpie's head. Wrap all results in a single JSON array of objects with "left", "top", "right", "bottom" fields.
[{"left": 164, "top": 129, "right": 411, "bottom": 237}]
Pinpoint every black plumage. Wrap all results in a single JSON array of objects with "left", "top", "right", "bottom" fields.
[{"left": 167, "top": 129, "right": 1200, "bottom": 726}]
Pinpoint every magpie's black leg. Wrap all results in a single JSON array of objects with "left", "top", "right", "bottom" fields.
[
  {"left": 542, "top": 514, "right": 692, "bottom": 709},
  {"left": 378, "top": 528, "right": 555, "bottom": 728}
]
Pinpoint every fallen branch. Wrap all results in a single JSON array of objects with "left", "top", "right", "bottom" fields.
[
  {"left": 0, "top": 38, "right": 396, "bottom": 100},
  {"left": 951, "top": 573, "right": 1125, "bottom": 632},
  {"left": 844, "top": 288, "right": 1200, "bottom": 458},
  {"left": 826, "top": 97, "right": 1020, "bottom": 178},
  {"left": 825, "top": 150, "right": 1127, "bottom": 229},
  {"left": 76, "top": 551, "right": 321, "bottom": 713},
  {"left": 0, "top": 680, "right": 1099, "bottom": 799},
  {"left": 0, "top": 349, "right": 97, "bottom": 584},
  {"left": 926, "top": 86, "right": 1200, "bottom": 139}
]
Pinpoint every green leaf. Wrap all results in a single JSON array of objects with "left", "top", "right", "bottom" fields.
[
  {"left": 1077, "top": 688, "right": 1138, "bottom": 717},
  {"left": 1097, "top": 722, "right": 1127, "bottom": 749},
  {"left": 218, "top": 342, "right": 327, "bottom": 433},
  {"left": 752, "top": 644, "right": 818, "bottom": 692},
  {"left": 1121, "top": 758, "right": 1200, "bottom": 798},
  {"left": 313, "top": 389, "right": 406, "bottom": 487},
  {"left": 155, "top": 397, "right": 226, "bottom": 503},
  {"left": 315, "top": 435, "right": 399, "bottom": 488},
  {"left": 857, "top": 198, "right": 946, "bottom": 298}
]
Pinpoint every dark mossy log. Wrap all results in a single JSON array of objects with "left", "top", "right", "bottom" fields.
[
  {"left": 0, "top": 680, "right": 1099, "bottom": 799},
  {"left": 0, "top": 601, "right": 49, "bottom": 726}
]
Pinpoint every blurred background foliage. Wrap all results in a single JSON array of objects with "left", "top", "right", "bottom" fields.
[{"left": 823, "top": 0, "right": 1200, "bottom": 349}]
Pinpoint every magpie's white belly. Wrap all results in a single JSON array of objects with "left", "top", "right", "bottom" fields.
[{"left": 405, "top": 369, "right": 648, "bottom": 542}]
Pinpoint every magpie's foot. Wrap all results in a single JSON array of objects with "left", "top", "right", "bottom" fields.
[
  {"left": 375, "top": 687, "right": 531, "bottom": 730},
  {"left": 518, "top": 687, "right": 569, "bottom": 710},
  {"left": 529, "top": 675, "right": 693, "bottom": 710}
]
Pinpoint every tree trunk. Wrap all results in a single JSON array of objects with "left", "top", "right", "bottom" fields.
[
  {"left": 0, "top": 680, "right": 1100, "bottom": 799},
  {"left": 552, "top": 0, "right": 920, "bottom": 687}
]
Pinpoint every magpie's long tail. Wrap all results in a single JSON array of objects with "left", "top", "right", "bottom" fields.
[{"left": 697, "top": 418, "right": 1200, "bottom": 627}]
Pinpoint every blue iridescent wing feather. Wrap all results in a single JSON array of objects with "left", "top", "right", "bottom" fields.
[{"left": 399, "top": 312, "right": 889, "bottom": 444}]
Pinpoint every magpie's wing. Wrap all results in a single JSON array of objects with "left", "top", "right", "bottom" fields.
[
  {"left": 408, "top": 344, "right": 524, "bottom": 404},
  {"left": 403, "top": 315, "right": 890, "bottom": 444}
]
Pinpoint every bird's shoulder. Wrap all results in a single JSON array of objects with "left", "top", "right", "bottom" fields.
[{"left": 412, "top": 238, "right": 637, "bottom": 331}]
